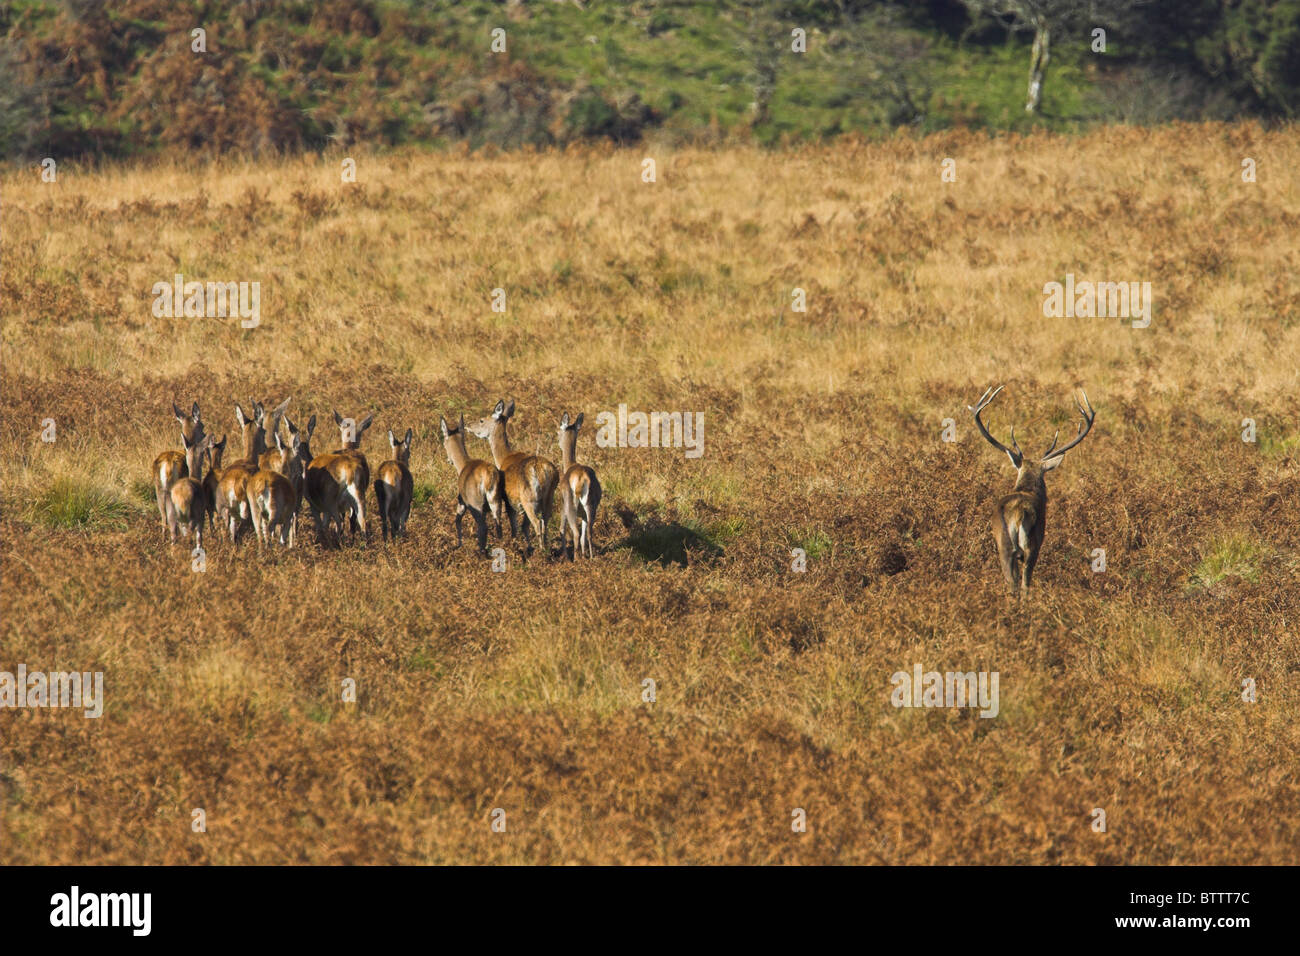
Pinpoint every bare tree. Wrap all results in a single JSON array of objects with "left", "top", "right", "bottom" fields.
[{"left": 959, "top": 0, "right": 1136, "bottom": 114}]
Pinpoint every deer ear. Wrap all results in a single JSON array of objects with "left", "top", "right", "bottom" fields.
[
  {"left": 439, "top": 417, "right": 449, "bottom": 438},
  {"left": 333, "top": 409, "right": 343, "bottom": 426},
  {"left": 1041, "top": 454, "right": 1064, "bottom": 472},
  {"left": 358, "top": 413, "right": 374, "bottom": 433},
  {"left": 235, "top": 405, "right": 246, "bottom": 427},
  {"left": 493, "top": 400, "right": 505, "bottom": 419},
  {"left": 574, "top": 412, "right": 583, "bottom": 430},
  {"left": 306, "top": 414, "right": 316, "bottom": 437},
  {"left": 404, "top": 428, "right": 413, "bottom": 447},
  {"left": 173, "top": 402, "right": 186, "bottom": 423},
  {"left": 388, "top": 429, "right": 396, "bottom": 448},
  {"left": 191, "top": 401, "right": 201, "bottom": 423},
  {"left": 505, "top": 399, "right": 515, "bottom": 419},
  {"left": 560, "top": 412, "right": 570, "bottom": 429}
]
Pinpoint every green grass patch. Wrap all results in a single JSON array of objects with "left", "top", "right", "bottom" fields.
[
  {"left": 412, "top": 481, "right": 440, "bottom": 508},
  {"left": 787, "top": 527, "right": 833, "bottom": 560},
  {"left": 25, "top": 478, "right": 132, "bottom": 531},
  {"left": 1189, "top": 533, "right": 1271, "bottom": 589},
  {"left": 1259, "top": 431, "right": 1300, "bottom": 458}
]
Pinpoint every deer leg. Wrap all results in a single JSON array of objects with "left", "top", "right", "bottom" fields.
[
  {"left": 518, "top": 501, "right": 541, "bottom": 557},
  {"left": 473, "top": 506, "right": 488, "bottom": 555},
  {"left": 583, "top": 494, "right": 598, "bottom": 558},
  {"left": 560, "top": 489, "right": 578, "bottom": 561},
  {"left": 1022, "top": 545, "right": 1040, "bottom": 593},
  {"left": 996, "top": 530, "right": 1018, "bottom": 593},
  {"left": 503, "top": 500, "right": 519, "bottom": 541},
  {"left": 454, "top": 500, "right": 466, "bottom": 548},
  {"left": 348, "top": 484, "right": 368, "bottom": 545}
]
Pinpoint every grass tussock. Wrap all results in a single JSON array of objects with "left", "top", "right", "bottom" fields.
[
  {"left": 1189, "top": 533, "right": 1272, "bottom": 590},
  {"left": 24, "top": 477, "right": 132, "bottom": 531}
]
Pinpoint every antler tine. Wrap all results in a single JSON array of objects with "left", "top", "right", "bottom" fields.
[
  {"left": 1075, "top": 389, "right": 1094, "bottom": 420},
  {"left": 967, "top": 384, "right": 1004, "bottom": 415},
  {"left": 1041, "top": 429, "right": 1060, "bottom": 458},
  {"left": 969, "top": 384, "right": 1022, "bottom": 467},
  {"left": 1044, "top": 388, "right": 1096, "bottom": 460}
]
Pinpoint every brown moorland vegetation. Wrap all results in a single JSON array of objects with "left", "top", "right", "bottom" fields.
[{"left": 2, "top": 123, "right": 1299, "bottom": 864}]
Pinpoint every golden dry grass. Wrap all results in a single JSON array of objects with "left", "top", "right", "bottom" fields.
[{"left": 2, "top": 123, "right": 1299, "bottom": 863}]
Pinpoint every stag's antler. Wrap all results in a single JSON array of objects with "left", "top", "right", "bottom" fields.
[
  {"left": 969, "top": 385, "right": 1022, "bottom": 467},
  {"left": 1042, "top": 390, "right": 1095, "bottom": 461}
]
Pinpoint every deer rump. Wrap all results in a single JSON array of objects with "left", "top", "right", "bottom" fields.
[{"left": 997, "top": 493, "right": 1039, "bottom": 563}]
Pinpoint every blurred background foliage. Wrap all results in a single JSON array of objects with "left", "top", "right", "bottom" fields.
[{"left": 1, "top": 0, "right": 1296, "bottom": 159}]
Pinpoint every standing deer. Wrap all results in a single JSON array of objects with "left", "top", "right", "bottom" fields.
[
  {"left": 305, "top": 410, "right": 373, "bottom": 544},
  {"left": 165, "top": 426, "right": 209, "bottom": 551},
  {"left": 557, "top": 412, "right": 601, "bottom": 560},
  {"left": 217, "top": 398, "right": 290, "bottom": 543},
  {"left": 375, "top": 428, "right": 414, "bottom": 542},
  {"left": 256, "top": 400, "right": 295, "bottom": 474},
  {"left": 152, "top": 401, "right": 204, "bottom": 535},
  {"left": 440, "top": 414, "right": 505, "bottom": 555},
  {"left": 467, "top": 400, "right": 558, "bottom": 558},
  {"left": 299, "top": 414, "right": 354, "bottom": 548},
  {"left": 263, "top": 414, "right": 308, "bottom": 500},
  {"left": 202, "top": 434, "right": 227, "bottom": 532},
  {"left": 246, "top": 431, "right": 304, "bottom": 548},
  {"left": 969, "top": 385, "right": 1096, "bottom": 594}
]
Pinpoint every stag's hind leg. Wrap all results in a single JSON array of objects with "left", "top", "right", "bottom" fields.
[
  {"left": 995, "top": 527, "right": 1019, "bottom": 595},
  {"left": 1022, "top": 541, "right": 1041, "bottom": 593}
]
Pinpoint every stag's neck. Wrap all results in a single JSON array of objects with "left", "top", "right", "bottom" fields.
[{"left": 1013, "top": 470, "right": 1047, "bottom": 502}]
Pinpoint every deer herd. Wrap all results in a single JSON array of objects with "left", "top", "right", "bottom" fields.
[
  {"left": 150, "top": 384, "right": 1094, "bottom": 592},
  {"left": 150, "top": 397, "right": 602, "bottom": 562}
]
